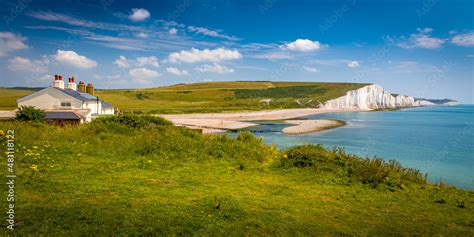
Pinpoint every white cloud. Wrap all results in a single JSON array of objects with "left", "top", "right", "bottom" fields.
[
  {"left": 114, "top": 56, "right": 130, "bottom": 68},
  {"left": 303, "top": 66, "right": 319, "bottom": 72},
  {"left": 136, "top": 32, "right": 148, "bottom": 38},
  {"left": 396, "top": 28, "right": 445, "bottom": 49},
  {"left": 7, "top": 56, "right": 48, "bottom": 73},
  {"left": 129, "top": 68, "right": 160, "bottom": 79},
  {"left": 187, "top": 26, "right": 240, "bottom": 41},
  {"left": 0, "top": 32, "right": 28, "bottom": 57},
  {"left": 55, "top": 50, "right": 97, "bottom": 68},
  {"left": 135, "top": 56, "right": 159, "bottom": 67},
  {"left": 168, "top": 47, "right": 242, "bottom": 63},
  {"left": 166, "top": 67, "right": 189, "bottom": 76},
  {"left": 38, "top": 74, "right": 53, "bottom": 82},
  {"left": 347, "top": 61, "right": 360, "bottom": 68},
  {"left": 253, "top": 52, "right": 294, "bottom": 60},
  {"left": 114, "top": 56, "right": 159, "bottom": 68},
  {"left": 196, "top": 63, "right": 234, "bottom": 74},
  {"left": 168, "top": 28, "right": 177, "bottom": 35},
  {"left": 128, "top": 8, "right": 150, "bottom": 22},
  {"left": 451, "top": 32, "right": 474, "bottom": 47},
  {"left": 286, "top": 39, "right": 321, "bottom": 52}
]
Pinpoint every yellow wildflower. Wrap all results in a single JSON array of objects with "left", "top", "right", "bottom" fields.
[
  {"left": 148, "top": 160, "right": 152, "bottom": 163},
  {"left": 30, "top": 164, "right": 38, "bottom": 171},
  {"left": 0, "top": 130, "right": 4, "bottom": 137}
]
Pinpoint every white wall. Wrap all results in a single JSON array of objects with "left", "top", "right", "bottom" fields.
[{"left": 18, "top": 88, "right": 82, "bottom": 110}]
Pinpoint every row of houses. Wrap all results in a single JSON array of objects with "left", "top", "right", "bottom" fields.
[{"left": 17, "top": 75, "right": 115, "bottom": 124}]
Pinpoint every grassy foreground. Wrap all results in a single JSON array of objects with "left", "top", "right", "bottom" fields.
[{"left": 0, "top": 120, "right": 473, "bottom": 235}]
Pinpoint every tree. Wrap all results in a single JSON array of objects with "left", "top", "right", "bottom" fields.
[{"left": 15, "top": 106, "right": 46, "bottom": 122}]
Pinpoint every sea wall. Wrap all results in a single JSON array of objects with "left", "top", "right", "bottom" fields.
[{"left": 321, "top": 84, "right": 420, "bottom": 110}]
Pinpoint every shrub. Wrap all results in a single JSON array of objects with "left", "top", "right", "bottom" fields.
[
  {"left": 15, "top": 106, "right": 45, "bottom": 122},
  {"left": 280, "top": 144, "right": 427, "bottom": 188},
  {"left": 93, "top": 115, "right": 172, "bottom": 128}
]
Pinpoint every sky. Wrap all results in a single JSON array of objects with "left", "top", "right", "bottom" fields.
[{"left": 0, "top": 0, "right": 473, "bottom": 103}]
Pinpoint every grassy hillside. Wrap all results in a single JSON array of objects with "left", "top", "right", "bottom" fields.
[
  {"left": 0, "top": 82, "right": 367, "bottom": 113},
  {"left": 95, "top": 81, "right": 368, "bottom": 113},
  {"left": 1, "top": 119, "right": 472, "bottom": 235},
  {"left": 0, "top": 88, "right": 37, "bottom": 110}
]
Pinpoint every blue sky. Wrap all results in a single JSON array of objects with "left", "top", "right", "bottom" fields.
[{"left": 0, "top": 0, "right": 473, "bottom": 103}]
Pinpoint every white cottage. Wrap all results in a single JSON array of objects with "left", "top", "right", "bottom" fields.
[{"left": 17, "top": 75, "right": 114, "bottom": 123}]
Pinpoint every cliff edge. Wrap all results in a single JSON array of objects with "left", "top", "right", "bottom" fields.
[{"left": 320, "top": 84, "right": 456, "bottom": 110}]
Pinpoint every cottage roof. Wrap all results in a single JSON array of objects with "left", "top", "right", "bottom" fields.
[
  {"left": 53, "top": 87, "right": 97, "bottom": 101},
  {"left": 45, "top": 111, "right": 83, "bottom": 120}
]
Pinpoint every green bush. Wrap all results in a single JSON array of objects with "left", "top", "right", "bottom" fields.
[
  {"left": 93, "top": 115, "right": 172, "bottom": 128},
  {"left": 281, "top": 144, "right": 427, "bottom": 188},
  {"left": 15, "top": 105, "right": 45, "bottom": 122}
]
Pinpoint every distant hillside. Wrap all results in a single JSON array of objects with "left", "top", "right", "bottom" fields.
[
  {"left": 0, "top": 88, "right": 41, "bottom": 110},
  {"left": 416, "top": 98, "right": 458, "bottom": 104},
  {"left": 95, "top": 81, "right": 369, "bottom": 113}
]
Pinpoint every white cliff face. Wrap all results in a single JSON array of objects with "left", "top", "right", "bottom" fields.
[{"left": 321, "top": 84, "right": 419, "bottom": 110}]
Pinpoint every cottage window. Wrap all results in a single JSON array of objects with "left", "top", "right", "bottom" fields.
[{"left": 61, "top": 102, "right": 72, "bottom": 107}]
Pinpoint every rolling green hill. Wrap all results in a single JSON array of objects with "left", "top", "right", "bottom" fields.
[
  {"left": 0, "top": 82, "right": 368, "bottom": 113},
  {"left": 95, "top": 81, "right": 368, "bottom": 113},
  {"left": 0, "top": 88, "right": 38, "bottom": 110}
]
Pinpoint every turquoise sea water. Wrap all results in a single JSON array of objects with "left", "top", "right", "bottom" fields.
[{"left": 242, "top": 105, "right": 474, "bottom": 189}]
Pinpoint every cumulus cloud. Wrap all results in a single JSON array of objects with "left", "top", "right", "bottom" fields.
[
  {"left": 286, "top": 39, "right": 321, "bottom": 52},
  {"left": 129, "top": 8, "right": 150, "bottom": 22},
  {"left": 166, "top": 67, "right": 189, "bottom": 76},
  {"left": 0, "top": 32, "right": 28, "bottom": 56},
  {"left": 451, "top": 32, "right": 474, "bottom": 47},
  {"left": 55, "top": 50, "right": 97, "bottom": 68},
  {"left": 303, "top": 66, "right": 319, "bottom": 72},
  {"left": 168, "top": 48, "right": 242, "bottom": 63},
  {"left": 195, "top": 63, "right": 234, "bottom": 74},
  {"left": 7, "top": 56, "right": 48, "bottom": 73},
  {"left": 187, "top": 26, "right": 240, "bottom": 41},
  {"left": 135, "top": 56, "right": 159, "bottom": 67},
  {"left": 168, "top": 28, "right": 177, "bottom": 35},
  {"left": 114, "top": 56, "right": 130, "bottom": 68},
  {"left": 347, "top": 61, "right": 360, "bottom": 68},
  {"left": 396, "top": 28, "right": 445, "bottom": 49},
  {"left": 129, "top": 68, "right": 160, "bottom": 79}
]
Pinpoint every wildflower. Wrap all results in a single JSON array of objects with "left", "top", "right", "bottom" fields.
[
  {"left": 148, "top": 160, "right": 152, "bottom": 163},
  {"left": 30, "top": 164, "right": 38, "bottom": 171},
  {"left": 32, "top": 146, "right": 38, "bottom": 149},
  {"left": 0, "top": 130, "right": 4, "bottom": 137},
  {"left": 283, "top": 154, "right": 288, "bottom": 158}
]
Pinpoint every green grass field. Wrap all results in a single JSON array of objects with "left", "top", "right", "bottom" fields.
[
  {"left": 94, "top": 81, "right": 368, "bottom": 113},
  {"left": 1, "top": 119, "right": 472, "bottom": 235},
  {"left": 0, "top": 82, "right": 367, "bottom": 113},
  {"left": 0, "top": 88, "right": 36, "bottom": 110}
]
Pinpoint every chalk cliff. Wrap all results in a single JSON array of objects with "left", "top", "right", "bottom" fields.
[{"left": 321, "top": 84, "right": 422, "bottom": 110}]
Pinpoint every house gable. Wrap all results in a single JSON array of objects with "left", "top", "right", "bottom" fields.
[{"left": 17, "top": 87, "right": 83, "bottom": 110}]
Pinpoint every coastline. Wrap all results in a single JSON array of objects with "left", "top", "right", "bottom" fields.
[
  {"left": 282, "top": 119, "right": 346, "bottom": 134},
  {"left": 159, "top": 108, "right": 368, "bottom": 134}
]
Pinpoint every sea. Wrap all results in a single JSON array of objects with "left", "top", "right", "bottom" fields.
[{"left": 238, "top": 105, "right": 474, "bottom": 189}]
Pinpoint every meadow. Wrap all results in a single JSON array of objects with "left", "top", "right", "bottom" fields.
[
  {"left": 0, "top": 118, "right": 472, "bottom": 235},
  {"left": 93, "top": 81, "right": 368, "bottom": 113},
  {"left": 0, "top": 88, "right": 37, "bottom": 110},
  {"left": 0, "top": 82, "right": 367, "bottom": 113}
]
